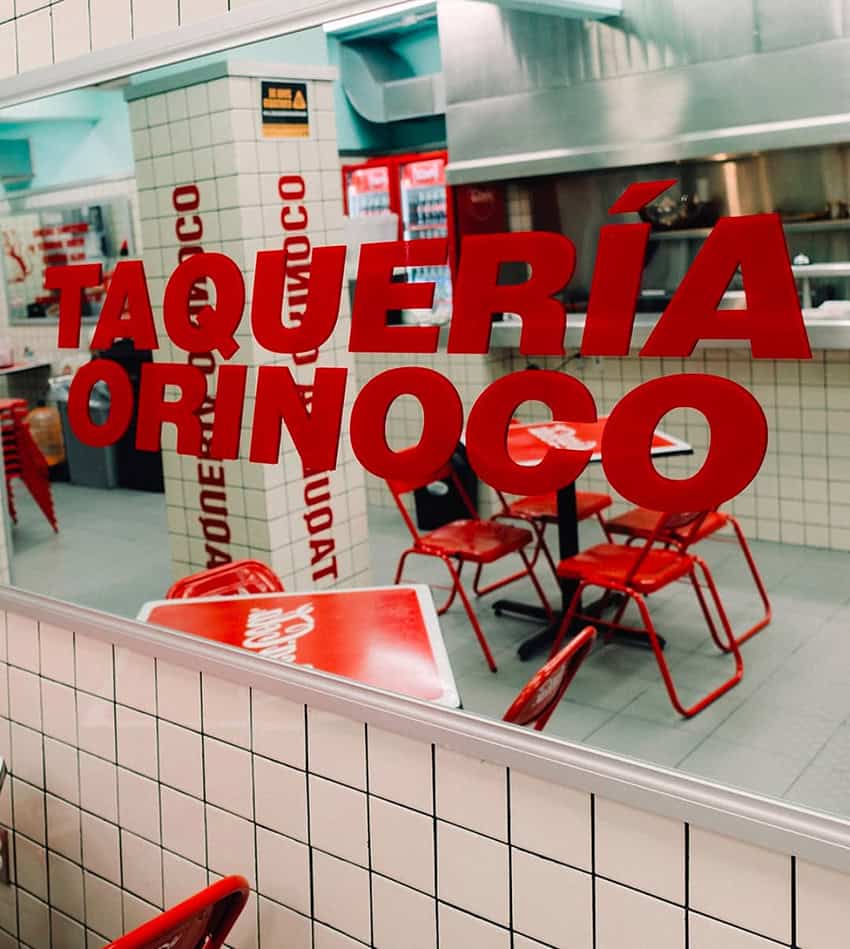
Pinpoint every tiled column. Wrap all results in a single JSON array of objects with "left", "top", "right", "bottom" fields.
[{"left": 126, "top": 62, "right": 370, "bottom": 589}]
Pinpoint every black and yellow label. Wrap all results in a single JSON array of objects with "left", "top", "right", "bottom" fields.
[{"left": 261, "top": 80, "right": 309, "bottom": 139}]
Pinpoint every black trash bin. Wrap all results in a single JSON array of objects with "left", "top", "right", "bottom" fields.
[{"left": 414, "top": 443, "right": 479, "bottom": 530}]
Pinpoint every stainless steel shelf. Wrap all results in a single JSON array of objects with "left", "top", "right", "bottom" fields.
[{"left": 649, "top": 219, "right": 850, "bottom": 242}]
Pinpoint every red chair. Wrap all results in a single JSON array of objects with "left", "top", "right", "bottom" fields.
[
  {"left": 503, "top": 625, "right": 597, "bottom": 730},
  {"left": 167, "top": 559, "right": 284, "bottom": 599},
  {"left": 473, "top": 489, "right": 613, "bottom": 596},
  {"left": 551, "top": 513, "right": 744, "bottom": 718},
  {"left": 605, "top": 507, "right": 770, "bottom": 646},
  {"left": 390, "top": 463, "right": 553, "bottom": 672},
  {"left": 108, "top": 875, "right": 249, "bottom": 949}
]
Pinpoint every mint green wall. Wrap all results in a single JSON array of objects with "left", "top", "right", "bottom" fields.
[{"left": 0, "top": 89, "right": 134, "bottom": 193}]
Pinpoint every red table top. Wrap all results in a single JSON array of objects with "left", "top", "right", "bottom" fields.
[
  {"left": 138, "top": 585, "right": 460, "bottom": 708},
  {"left": 506, "top": 416, "right": 691, "bottom": 467}
]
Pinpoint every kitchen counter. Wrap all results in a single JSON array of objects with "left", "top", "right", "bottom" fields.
[{"left": 433, "top": 310, "right": 850, "bottom": 351}]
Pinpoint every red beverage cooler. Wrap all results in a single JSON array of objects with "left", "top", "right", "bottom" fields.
[{"left": 342, "top": 150, "right": 509, "bottom": 319}]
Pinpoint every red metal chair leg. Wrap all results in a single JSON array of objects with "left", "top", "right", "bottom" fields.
[
  {"left": 517, "top": 546, "right": 554, "bottom": 621},
  {"left": 688, "top": 568, "right": 730, "bottom": 653},
  {"left": 632, "top": 585, "right": 743, "bottom": 718},
  {"left": 727, "top": 516, "right": 772, "bottom": 645},
  {"left": 596, "top": 511, "right": 614, "bottom": 543},
  {"left": 472, "top": 516, "right": 556, "bottom": 596},
  {"left": 442, "top": 555, "right": 498, "bottom": 672},
  {"left": 394, "top": 548, "right": 458, "bottom": 614}
]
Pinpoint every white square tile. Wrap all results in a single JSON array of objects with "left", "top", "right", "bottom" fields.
[
  {"left": 9, "top": 667, "right": 41, "bottom": 730},
  {"left": 370, "top": 797, "right": 434, "bottom": 894},
  {"left": 12, "top": 724, "right": 43, "bottom": 788},
  {"left": 51, "top": 909, "right": 85, "bottom": 949},
  {"left": 7, "top": 613, "right": 38, "bottom": 671},
  {"left": 79, "top": 753, "right": 118, "bottom": 824},
  {"left": 313, "top": 850, "right": 371, "bottom": 944},
  {"left": 158, "top": 721, "right": 203, "bottom": 797},
  {"left": 253, "top": 756, "right": 307, "bottom": 841},
  {"left": 81, "top": 812, "right": 120, "bottom": 882},
  {"left": 373, "top": 875, "right": 436, "bottom": 949},
  {"left": 52, "top": 0, "right": 91, "bottom": 63},
  {"left": 76, "top": 693, "right": 115, "bottom": 761},
  {"left": 308, "top": 708, "right": 365, "bottom": 789},
  {"left": 313, "top": 923, "right": 363, "bottom": 949},
  {"left": 308, "top": 776, "right": 368, "bottom": 867},
  {"left": 117, "top": 706, "right": 158, "bottom": 779},
  {"left": 156, "top": 660, "right": 201, "bottom": 729},
  {"left": 438, "top": 903, "right": 510, "bottom": 949},
  {"left": 510, "top": 771, "right": 590, "bottom": 870},
  {"left": 84, "top": 873, "right": 123, "bottom": 942},
  {"left": 115, "top": 647, "right": 156, "bottom": 714},
  {"left": 122, "top": 830, "right": 163, "bottom": 906},
  {"left": 163, "top": 851, "right": 207, "bottom": 909},
  {"left": 205, "top": 805, "right": 256, "bottom": 886},
  {"left": 204, "top": 737, "right": 253, "bottom": 818},
  {"left": 689, "top": 827, "right": 791, "bottom": 943},
  {"left": 256, "top": 827, "right": 311, "bottom": 914},
  {"left": 512, "top": 849, "right": 592, "bottom": 949},
  {"left": 437, "top": 822, "right": 508, "bottom": 926},
  {"left": 797, "top": 860, "right": 850, "bottom": 948},
  {"left": 689, "top": 912, "right": 780, "bottom": 948},
  {"left": 15, "top": 7, "right": 52, "bottom": 72},
  {"left": 202, "top": 675, "right": 250, "bottom": 747},
  {"left": 596, "top": 879, "right": 683, "bottom": 949},
  {"left": 48, "top": 852, "right": 84, "bottom": 923},
  {"left": 122, "top": 891, "right": 159, "bottom": 933},
  {"left": 118, "top": 769, "right": 160, "bottom": 844},
  {"left": 90, "top": 0, "right": 131, "bottom": 49},
  {"left": 15, "top": 834, "right": 47, "bottom": 899},
  {"left": 18, "top": 891, "right": 49, "bottom": 948},
  {"left": 39, "top": 624, "right": 74, "bottom": 684},
  {"left": 259, "top": 897, "right": 311, "bottom": 949},
  {"left": 46, "top": 794, "right": 81, "bottom": 863},
  {"left": 161, "top": 786, "right": 206, "bottom": 865},
  {"left": 41, "top": 680, "right": 77, "bottom": 746},
  {"left": 132, "top": 0, "right": 179, "bottom": 38},
  {"left": 45, "top": 739, "right": 78, "bottom": 805},
  {"left": 368, "top": 726, "right": 432, "bottom": 814},
  {"left": 0, "top": 21, "right": 14, "bottom": 81},
  {"left": 74, "top": 636, "right": 114, "bottom": 699},
  {"left": 12, "top": 777, "right": 45, "bottom": 844},
  {"left": 595, "top": 797, "right": 684, "bottom": 903}
]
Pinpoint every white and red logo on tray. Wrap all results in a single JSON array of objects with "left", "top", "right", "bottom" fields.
[
  {"left": 141, "top": 587, "right": 455, "bottom": 703},
  {"left": 349, "top": 166, "right": 390, "bottom": 195},
  {"left": 402, "top": 158, "right": 445, "bottom": 188}
]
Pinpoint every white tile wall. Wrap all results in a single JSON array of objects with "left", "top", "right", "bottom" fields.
[
  {"left": 128, "top": 70, "right": 370, "bottom": 590},
  {"left": 0, "top": 603, "right": 840, "bottom": 947}
]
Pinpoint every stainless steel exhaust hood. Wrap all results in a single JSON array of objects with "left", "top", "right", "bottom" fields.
[{"left": 440, "top": 0, "right": 850, "bottom": 183}]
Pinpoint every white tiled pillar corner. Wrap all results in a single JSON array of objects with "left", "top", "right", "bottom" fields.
[{"left": 126, "top": 62, "right": 370, "bottom": 590}]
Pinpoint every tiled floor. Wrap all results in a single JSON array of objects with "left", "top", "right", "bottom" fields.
[
  {"left": 10, "top": 481, "right": 172, "bottom": 618},
  {"left": 367, "top": 506, "right": 850, "bottom": 818},
  {"left": 8, "top": 481, "right": 850, "bottom": 818}
]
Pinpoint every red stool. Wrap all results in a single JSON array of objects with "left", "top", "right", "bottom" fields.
[
  {"left": 503, "top": 625, "right": 597, "bottom": 731},
  {"left": 474, "top": 489, "right": 613, "bottom": 596},
  {"left": 605, "top": 506, "right": 770, "bottom": 646},
  {"left": 167, "top": 559, "right": 284, "bottom": 599},
  {"left": 389, "top": 463, "right": 553, "bottom": 673},
  {"left": 108, "top": 875, "right": 249, "bottom": 949},
  {"left": 0, "top": 398, "right": 58, "bottom": 532}
]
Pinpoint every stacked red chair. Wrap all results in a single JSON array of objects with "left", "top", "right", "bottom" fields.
[
  {"left": 503, "top": 625, "right": 597, "bottom": 731},
  {"left": 0, "top": 398, "right": 58, "bottom": 532},
  {"left": 166, "top": 558, "right": 284, "bottom": 599},
  {"left": 550, "top": 512, "right": 744, "bottom": 718},
  {"left": 388, "top": 463, "right": 553, "bottom": 672},
  {"left": 605, "top": 506, "right": 770, "bottom": 646},
  {"left": 473, "top": 489, "right": 614, "bottom": 596},
  {"left": 107, "top": 875, "right": 249, "bottom": 949}
]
